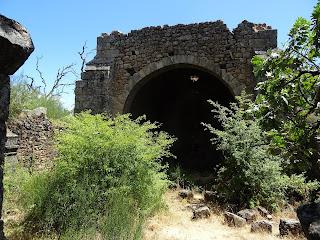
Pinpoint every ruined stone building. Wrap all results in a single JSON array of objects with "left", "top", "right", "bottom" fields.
[{"left": 75, "top": 20, "right": 277, "bottom": 170}]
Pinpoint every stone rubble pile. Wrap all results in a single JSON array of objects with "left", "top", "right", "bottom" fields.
[{"left": 177, "top": 188, "right": 306, "bottom": 238}]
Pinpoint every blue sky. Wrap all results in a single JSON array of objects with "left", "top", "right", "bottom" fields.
[{"left": 2, "top": 0, "right": 317, "bottom": 109}]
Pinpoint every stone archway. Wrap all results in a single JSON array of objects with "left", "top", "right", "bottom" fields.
[
  {"left": 123, "top": 57, "right": 235, "bottom": 171},
  {"left": 123, "top": 55, "right": 242, "bottom": 113}
]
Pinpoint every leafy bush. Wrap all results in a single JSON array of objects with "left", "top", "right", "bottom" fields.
[
  {"left": 10, "top": 78, "right": 70, "bottom": 120},
  {"left": 203, "top": 94, "right": 319, "bottom": 211},
  {"left": 22, "top": 113, "right": 174, "bottom": 239}
]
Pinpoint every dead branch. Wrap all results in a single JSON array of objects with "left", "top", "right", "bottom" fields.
[
  {"left": 78, "top": 41, "right": 87, "bottom": 75},
  {"left": 35, "top": 56, "right": 47, "bottom": 94},
  {"left": 77, "top": 41, "right": 95, "bottom": 76},
  {"left": 46, "top": 63, "right": 76, "bottom": 98},
  {"left": 23, "top": 57, "right": 76, "bottom": 99},
  {"left": 22, "top": 42, "right": 92, "bottom": 99}
]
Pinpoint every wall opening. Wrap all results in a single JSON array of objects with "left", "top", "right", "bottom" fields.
[{"left": 125, "top": 65, "right": 234, "bottom": 172}]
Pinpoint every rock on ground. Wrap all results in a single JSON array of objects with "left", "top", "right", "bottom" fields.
[
  {"left": 279, "top": 219, "right": 302, "bottom": 236},
  {"left": 237, "top": 209, "right": 258, "bottom": 223},
  {"left": 257, "top": 206, "right": 271, "bottom": 219},
  {"left": 192, "top": 206, "right": 210, "bottom": 220},
  {"left": 251, "top": 220, "right": 272, "bottom": 233},
  {"left": 178, "top": 189, "right": 193, "bottom": 200},
  {"left": 224, "top": 211, "right": 246, "bottom": 227},
  {"left": 297, "top": 202, "right": 320, "bottom": 240}
]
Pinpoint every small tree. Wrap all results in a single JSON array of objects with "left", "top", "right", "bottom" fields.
[{"left": 203, "top": 94, "right": 318, "bottom": 210}]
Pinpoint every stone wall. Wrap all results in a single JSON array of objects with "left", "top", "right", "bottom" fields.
[
  {"left": 0, "top": 74, "right": 10, "bottom": 239},
  {"left": 0, "top": 14, "right": 34, "bottom": 239},
  {"left": 75, "top": 20, "right": 277, "bottom": 114},
  {"left": 8, "top": 108, "right": 55, "bottom": 171}
]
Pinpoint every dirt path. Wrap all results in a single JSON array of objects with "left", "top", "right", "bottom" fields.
[{"left": 143, "top": 190, "right": 301, "bottom": 240}]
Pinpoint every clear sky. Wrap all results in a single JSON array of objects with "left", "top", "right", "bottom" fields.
[{"left": 2, "top": 0, "right": 318, "bottom": 109}]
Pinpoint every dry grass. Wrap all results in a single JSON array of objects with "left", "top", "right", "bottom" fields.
[{"left": 143, "top": 190, "right": 305, "bottom": 240}]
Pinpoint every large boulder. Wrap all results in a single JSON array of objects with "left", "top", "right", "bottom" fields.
[
  {"left": 297, "top": 202, "right": 320, "bottom": 240},
  {"left": 0, "top": 14, "right": 34, "bottom": 75}
]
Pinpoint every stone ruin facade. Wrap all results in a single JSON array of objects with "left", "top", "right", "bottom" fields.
[{"left": 75, "top": 20, "right": 277, "bottom": 114}]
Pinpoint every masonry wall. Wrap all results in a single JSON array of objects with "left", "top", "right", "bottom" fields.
[
  {"left": 8, "top": 108, "right": 55, "bottom": 171},
  {"left": 75, "top": 20, "right": 277, "bottom": 114}
]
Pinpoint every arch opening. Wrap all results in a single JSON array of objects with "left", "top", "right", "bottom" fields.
[{"left": 125, "top": 65, "right": 234, "bottom": 172}]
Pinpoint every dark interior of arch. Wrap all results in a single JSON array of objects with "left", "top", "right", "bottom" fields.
[{"left": 128, "top": 66, "right": 234, "bottom": 172}]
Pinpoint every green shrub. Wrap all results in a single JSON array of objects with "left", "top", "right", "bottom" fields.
[
  {"left": 203, "top": 93, "right": 319, "bottom": 211},
  {"left": 10, "top": 79, "right": 70, "bottom": 120},
  {"left": 22, "top": 113, "right": 174, "bottom": 239}
]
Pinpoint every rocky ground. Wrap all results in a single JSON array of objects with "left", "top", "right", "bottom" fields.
[{"left": 143, "top": 190, "right": 304, "bottom": 240}]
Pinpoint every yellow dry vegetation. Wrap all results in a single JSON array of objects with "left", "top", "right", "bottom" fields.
[{"left": 143, "top": 190, "right": 304, "bottom": 240}]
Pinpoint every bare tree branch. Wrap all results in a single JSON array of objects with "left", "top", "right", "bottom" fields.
[
  {"left": 21, "top": 42, "right": 92, "bottom": 100},
  {"left": 35, "top": 56, "right": 47, "bottom": 94},
  {"left": 46, "top": 63, "right": 76, "bottom": 98},
  {"left": 78, "top": 41, "right": 87, "bottom": 75},
  {"left": 77, "top": 41, "right": 95, "bottom": 76},
  {"left": 23, "top": 56, "right": 76, "bottom": 99}
]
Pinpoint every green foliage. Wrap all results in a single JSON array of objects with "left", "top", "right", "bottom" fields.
[
  {"left": 22, "top": 113, "right": 174, "bottom": 239},
  {"left": 10, "top": 77, "right": 70, "bottom": 120},
  {"left": 252, "top": 1, "right": 320, "bottom": 177},
  {"left": 203, "top": 94, "right": 319, "bottom": 211},
  {"left": 3, "top": 160, "right": 31, "bottom": 211},
  {"left": 3, "top": 159, "right": 33, "bottom": 239}
]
